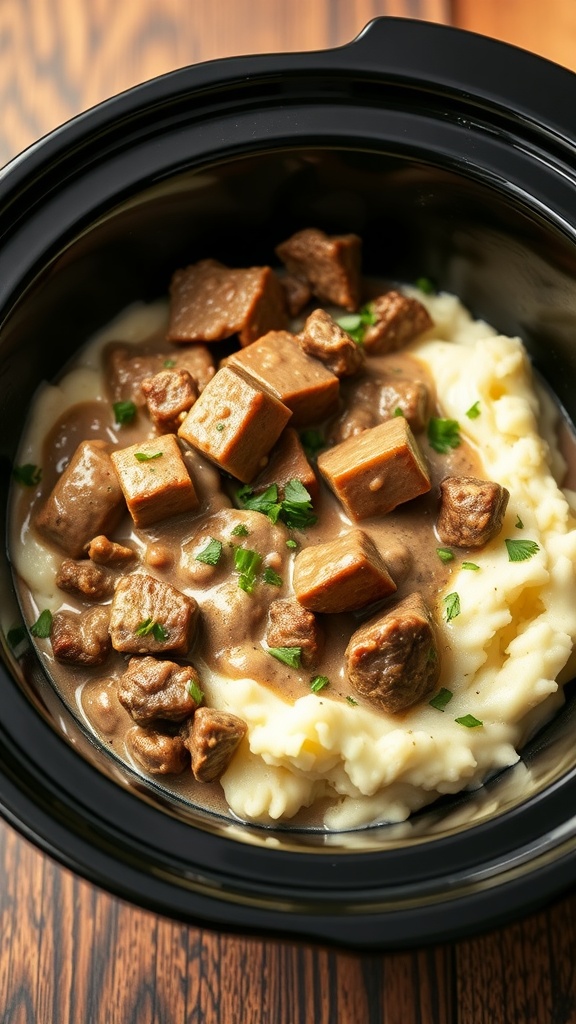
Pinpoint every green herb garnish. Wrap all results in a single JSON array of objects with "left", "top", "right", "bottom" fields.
[
  {"left": 163, "top": 358, "right": 176, "bottom": 368},
  {"left": 505, "top": 539, "right": 540, "bottom": 562},
  {"left": 346, "top": 695, "right": 359, "bottom": 706},
  {"left": 286, "top": 539, "right": 298, "bottom": 550},
  {"left": 443, "top": 592, "right": 461, "bottom": 622},
  {"left": 195, "top": 538, "right": 223, "bottom": 566},
  {"left": 393, "top": 407, "right": 404, "bottom": 417},
  {"left": 237, "top": 479, "right": 317, "bottom": 530},
  {"left": 465, "top": 401, "right": 481, "bottom": 420},
  {"left": 135, "top": 618, "right": 169, "bottom": 642},
  {"left": 216, "top": 423, "right": 225, "bottom": 432},
  {"left": 233, "top": 546, "right": 263, "bottom": 594},
  {"left": 186, "top": 679, "right": 204, "bottom": 705},
  {"left": 238, "top": 483, "right": 282, "bottom": 523},
  {"left": 7, "top": 626, "right": 26, "bottom": 649},
  {"left": 427, "top": 417, "right": 461, "bottom": 454},
  {"left": 436, "top": 547, "right": 454, "bottom": 563},
  {"left": 113, "top": 400, "right": 137, "bottom": 425},
  {"left": 267, "top": 646, "right": 302, "bottom": 669},
  {"left": 299, "top": 428, "right": 325, "bottom": 460},
  {"left": 310, "top": 675, "right": 329, "bottom": 693},
  {"left": 30, "top": 609, "right": 53, "bottom": 639},
  {"left": 262, "top": 567, "right": 283, "bottom": 587},
  {"left": 462, "top": 562, "right": 480, "bottom": 571},
  {"left": 134, "top": 450, "right": 163, "bottom": 462},
  {"left": 429, "top": 687, "right": 453, "bottom": 711},
  {"left": 415, "top": 276, "right": 436, "bottom": 295},
  {"left": 455, "top": 714, "right": 483, "bottom": 728},
  {"left": 515, "top": 515, "right": 524, "bottom": 529},
  {"left": 13, "top": 463, "right": 42, "bottom": 487},
  {"left": 335, "top": 303, "right": 378, "bottom": 344},
  {"left": 231, "top": 524, "right": 249, "bottom": 537}
]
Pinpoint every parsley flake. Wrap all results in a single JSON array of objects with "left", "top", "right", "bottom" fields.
[
  {"left": 186, "top": 679, "right": 204, "bottom": 705},
  {"left": 443, "top": 592, "right": 461, "bottom": 622},
  {"left": 113, "top": 400, "right": 137, "bottom": 425},
  {"left": 462, "top": 562, "right": 480, "bottom": 571},
  {"left": 455, "top": 714, "right": 483, "bottom": 728},
  {"left": 310, "top": 675, "right": 329, "bottom": 693},
  {"left": 415, "top": 276, "right": 436, "bottom": 295},
  {"left": 429, "top": 687, "right": 453, "bottom": 711},
  {"left": 163, "top": 358, "right": 176, "bottom": 368},
  {"left": 233, "top": 546, "right": 262, "bottom": 594},
  {"left": 286, "top": 539, "right": 298, "bottom": 550},
  {"left": 505, "top": 539, "right": 540, "bottom": 562},
  {"left": 134, "top": 450, "right": 163, "bottom": 462},
  {"left": 13, "top": 463, "right": 42, "bottom": 487},
  {"left": 268, "top": 646, "right": 302, "bottom": 669},
  {"left": 299, "top": 429, "right": 325, "bottom": 459},
  {"left": 515, "top": 515, "right": 524, "bottom": 529},
  {"left": 393, "top": 407, "right": 404, "bottom": 417},
  {"left": 335, "top": 303, "right": 378, "bottom": 344},
  {"left": 195, "top": 538, "right": 223, "bottom": 566},
  {"left": 465, "top": 401, "right": 481, "bottom": 420},
  {"left": 135, "top": 618, "right": 169, "bottom": 642},
  {"left": 237, "top": 479, "right": 317, "bottom": 530},
  {"left": 346, "top": 695, "right": 359, "bottom": 706},
  {"left": 436, "top": 547, "right": 454, "bottom": 563},
  {"left": 30, "top": 609, "right": 53, "bottom": 639},
  {"left": 263, "top": 567, "right": 283, "bottom": 587},
  {"left": 231, "top": 524, "right": 249, "bottom": 537},
  {"left": 427, "top": 417, "right": 461, "bottom": 454},
  {"left": 216, "top": 423, "right": 225, "bottom": 432}
]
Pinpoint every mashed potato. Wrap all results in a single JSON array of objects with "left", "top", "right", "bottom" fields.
[{"left": 11, "top": 292, "right": 576, "bottom": 830}]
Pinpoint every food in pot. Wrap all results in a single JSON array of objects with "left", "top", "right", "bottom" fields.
[{"left": 9, "top": 231, "right": 576, "bottom": 830}]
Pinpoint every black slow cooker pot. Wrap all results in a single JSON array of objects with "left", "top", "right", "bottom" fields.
[{"left": 2, "top": 18, "right": 576, "bottom": 948}]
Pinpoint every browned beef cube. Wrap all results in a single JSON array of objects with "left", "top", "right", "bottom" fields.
[
  {"left": 126, "top": 726, "right": 189, "bottom": 775},
  {"left": 266, "top": 598, "right": 324, "bottom": 669},
  {"left": 252, "top": 427, "right": 319, "bottom": 501},
  {"left": 275, "top": 228, "right": 362, "bottom": 310},
  {"left": 183, "top": 707, "right": 247, "bottom": 782},
  {"left": 299, "top": 308, "right": 364, "bottom": 377},
  {"left": 228, "top": 330, "right": 339, "bottom": 427},
  {"left": 376, "top": 378, "right": 429, "bottom": 432},
  {"left": 141, "top": 368, "right": 198, "bottom": 433},
  {"left": 87, "top": 535, "right": 136, "bottom": 565},
  {"left": 167, "top": 259, "right": 287, "bottom": 347},
  {"left": 175, "top": 345, "right": 215, "bottom": 392},
  {"left": 111, "top": 433, "right": 199, "bottom": 528},
  {"left": 105, "top": 343, "right": 165, "bottom": 406},
  {"left": 280, "top": 273, "right": 312, "bottom": 316},
  {"left": 293, "top": 530, "right": 396, "bottom": 613},
  {"left": 51, "top": 606, "right": 112, "bottom": 666},
  {"left": 330, "top": 375, "right": 428, "bottom": 444},
  {"left": 56, "top": 559, "right": 114, "bottom": 600},
  {"left": 436, "top": 476, "right": 510, "bottom": 548},
  {"left": 35, "top": 440, "right": 125, "bottom": 558},
  {"left": 318, "top": 417, "right": 431, "bottom": 521},
  {"left": 345, "top": 593, "right": 440, "bottom": 713},
  {"left": 118, "top": 656, "right": 201, "bottom": 724},
  {"left": 362, "top": 291, "right": 433, "bottom": 354},
  {"left": 109, "top": 574, "right": 197, "bottom": 655},
  {"left": 178, "top": 365, "right": 292, "bottom": 483}
]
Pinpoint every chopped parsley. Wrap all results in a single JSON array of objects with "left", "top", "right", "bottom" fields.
[
  {"left": 286, "top": 539, "right": 298, "bottom": 550},
  {"left": 262, "top": 567, "right": 283, "bottom": 587},
  {"left": 195, "top": 538, "right": 223, "bottom": 566},
  {"left": 135, "top": 618, "right": 169, "bottom": 642},
  {"left": 7, "top": 626, "right": 26, "bottom": 649},
  {"left": 310, "top": 675, "right": 329, "bottom": 693},
  {"left": 436, "top": 547, "right": 454, "bottom": 563},
  {"left": 346, "top": 695, "right": 359, "bottom": 706},
  {"left": 505, "top": 539, "right": 540, "bottom": 562},
  {"left": 335, "top": 303, "right": 378, "bottom": 344},
  {"left": 113, "top": 400, "right": 137, "bottom": 425},
  {"left": 216, "top": 423, "right": 226, "bottom": 432},
  {"left": 415, "top": 276, "right": 436, "bottom": 295},
  {"left": 462, "top": 562, "right": 480, "bottom": 571},
  {"left": 134, "top": 450, "right": 163, "bottom": 462},
  {"left": 299, "top": 428, "right": 325, "bottom": 460},
  {"left": 393, "top": 407, "right": 404, "bottom": 417},
  {"left": 455, "top": 714, "right": 483, "bottom": 728},
  {"left": 233, "top": 546, "right": 262, "bottom": 594},
  {"left": 443, "top": 592, "right": 461, "bottom": 622},
  {"left": 267, "top": 646, "right": 302, "bottom": 669},
  {"left": 237, "top": 479, "right": 317, "bottom": 530},
  {"left": 427, "top": 417, "right": 461, "bottom": 454},
  {"left": 186, "top": 679, "right": 204, "bottom": 705},
  {"left": 231, "top": 524, "right": 249, "bottom": 537},
  {"left": 163, "top": 358, "right": 176, "bottom": 368},
  {"left": 515, "top": 515, "right": 524, "bottom": 529},
  {"left": 13, "top": 463, "right": 42, "bottom": 487},
  {"left": 429, "top": 687, "right": 453, "bottom": 711},
  {"left": 30, "top": 609, "right": 53, "bottom": 639},
  {"left": 465, "top": 401, "right": 481, "bottom": 420}
]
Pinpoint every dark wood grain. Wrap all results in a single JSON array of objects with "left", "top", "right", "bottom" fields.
[{"left": 3, "top": 1, "right": 576, "bottom": 1022}]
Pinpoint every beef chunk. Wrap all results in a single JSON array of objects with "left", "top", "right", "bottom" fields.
[
  {"left": 275, "top": 228, "right": 361, "bottom": 310},
  {"left": 293, "top": 530, "right": 396, "bottom": 613},
  {"left": 35, "top": 440, "right": 125, "bottom": 558},
  {"left": 345, "top": 593, "right": 440, "bottom": 713},
  {"left": 141, "top": 368, "right": 198, "bottom": 433},
  {"left": 175, "top": 345, "right": 215, "bottom": 392},
  {"left": 56, "top": 558, "right": 114, "bottom": 600},
  {"left": 266, "top": 599, "right": 324, "bottom": 669},
  {"left": 183, "top": 707, "right": 247, "bottom": 782},
  {"left": 126, "top": 726, "right": 189, "bottom": 775},
  {"left": 252, "top": 427, "right": 319, "bottom": 501},
  {"left": 362, "top": 291, "right": 433, "bottom": 354},
  {"left": 111, "top": 433, "right": 199, "bottom": 528},
  {"left": 109, "top": 573, "right": 197, "bottom": 654},
  {"left": 51, "top": 606, "right": 111, "bottom": 666},
  {"left": 178, "top": 365, "right": 292, "bottom": 483},
  {"left": 318, "top": 417, "right": 431, "bottom": 521},
  {"left": 281, "top": 273, "right": 312, "bottom": 316},
  {"left": 331, "top": 376, "right": 429, "bottom": 443},
  {"left": 105, "top": 342, "right": 215, "bottom": 405},
  {"left": 167, "top": 259, "right": 287, "bottom": 347},
  {"left": 118, "top": 656, "right": 201, "bottom": 724},
  {"left": 228, "top": 330, "right": 339, "bottom": 427},
  {"left": 299, "top": 308, "right": 364, "bottom": 378},
  {"left": 436, "top": 476, "right": 510, "bottom": 548},
  {"left": 88, "top": 535, "right": 136, "bottom": 565}
]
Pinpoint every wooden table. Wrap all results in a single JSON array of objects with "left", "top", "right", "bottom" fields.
[{"left": 2, "top": 1, "right": 576, "bottom": 1020}]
